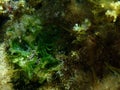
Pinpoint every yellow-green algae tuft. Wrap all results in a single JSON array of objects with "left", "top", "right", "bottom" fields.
[{"left": 0, "top": 43, "right": 13, "bottom": 90}]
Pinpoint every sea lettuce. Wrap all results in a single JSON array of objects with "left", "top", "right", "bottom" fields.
[{"left": 6, "top": 14, "right": 62, "bottom": 87}]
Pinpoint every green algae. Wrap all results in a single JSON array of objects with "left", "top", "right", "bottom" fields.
[{"left": 0, "top": 0, "right": 120, "bottom": 90}]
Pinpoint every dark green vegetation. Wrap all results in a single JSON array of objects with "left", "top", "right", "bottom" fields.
[
  {"left": 1, "top": 0, "right": 120, "bottom": 90},
  {"left": 5, "top": 14, "right": 67, "bottom": 89}
]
